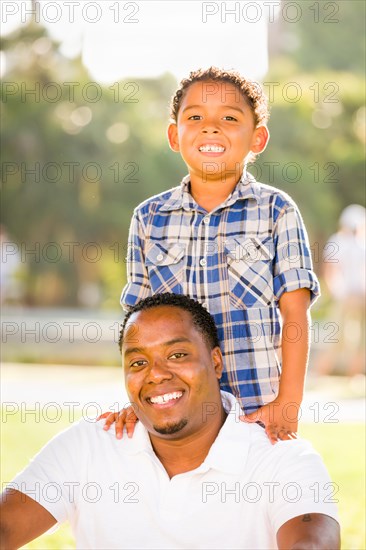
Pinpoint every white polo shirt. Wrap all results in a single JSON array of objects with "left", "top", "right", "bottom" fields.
[{"left": 12, "top": 392, "right": 338, "bottom": 549}]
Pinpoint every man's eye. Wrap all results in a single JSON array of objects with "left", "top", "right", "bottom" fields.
[
  {"left": 169, "top": 352, "right": 187, "bottom": 360},
  {"left": 130, "top": 360, "right": 147, "bottom": 369}
]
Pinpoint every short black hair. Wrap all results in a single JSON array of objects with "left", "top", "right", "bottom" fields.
[
  {"left": 170, "top": 66, "right": 269, "bottom": 127},
  {"left": 119, "top": 294, "right": 220, "bottom": 352}
]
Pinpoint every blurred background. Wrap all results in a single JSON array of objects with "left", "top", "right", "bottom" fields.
[{"left": 1, "top": 1, "right": 365, "bottom": 548}]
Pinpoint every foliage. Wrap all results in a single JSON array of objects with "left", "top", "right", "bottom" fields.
[
  {"left": 1, "top": 2, "right": 364, "bottom": 308},
  {"left": 1, "top": 23, "right": 180, "bottom": 307}
]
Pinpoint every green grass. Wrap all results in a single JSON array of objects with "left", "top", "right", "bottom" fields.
[
  {"left": 1, "top": 411, "right": 365, "bottom": 549},
  {"left": 1, "top": 410, "right": 79, "bottom": 550},
  {"left": 300, "top": 423, "right": 365, "bottom": 550}
]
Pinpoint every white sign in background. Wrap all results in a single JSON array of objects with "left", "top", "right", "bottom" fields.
[{"left": 0, "top": 0, "right": 282, "bottom": 82}]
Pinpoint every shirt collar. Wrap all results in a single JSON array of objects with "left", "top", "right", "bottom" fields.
[
  {"left": 234, "top": 170, "right": 261, "bottom": 204},
  {"left": 198, "top": 391, "right": 252, "bottom": 475},
  {"left": 123, "top": 391, "right": 254, "bottom": 475},
  {"left": 160, "top": 171, "right": 261, "bottom": 212}
]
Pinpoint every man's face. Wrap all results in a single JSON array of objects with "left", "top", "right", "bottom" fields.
[
  {"left": 168, "top": 80, "right": 268, "bottom": 182},
  {"left": 122, "top": 306, "right": 223, "bottom": 439}
]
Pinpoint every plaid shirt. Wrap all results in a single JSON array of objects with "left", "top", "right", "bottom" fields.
[{"left": 121, "top": 172, "right": 320, "bottom": 411}]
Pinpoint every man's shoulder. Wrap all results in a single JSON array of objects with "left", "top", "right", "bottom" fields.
[
  {"left": 221, "top": 393, "right": 319, "bottom": 472},
  {"left": 246, "top": 427, "right": 321, "bottom": 472},
  {"left": 246, "top": 421, "right": 317, "bottom": 457},
  {"left": 36, "top": 418, "right": 135, "bottom": 455},
  {"left": 219, "top": 417, "right": 323, "bottom": 483},
  {"left": 71, "top": 418, "right": 146, "bottom": 448},
  {"left": 41, "top": 418, "right": 110, "bottom": 448}
]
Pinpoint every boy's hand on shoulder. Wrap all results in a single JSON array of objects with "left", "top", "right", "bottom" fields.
[
  {"left": 240, "top": 399, "right": 299, "bottom": 445},
  {"left": 97, "top": 405, "right": 138, "bottom": 439}
]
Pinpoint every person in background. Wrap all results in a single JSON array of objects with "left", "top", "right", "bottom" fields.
[
  {"left": 0, "top": 225, "right": 22, "bottom": 305},
  {"left": 317, "top": 204, "right": 365, "bottom": 376}
]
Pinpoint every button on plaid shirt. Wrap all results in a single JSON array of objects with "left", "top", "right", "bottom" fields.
[{"left": 121, "top": 172, "right": 320, "bottom": 412}]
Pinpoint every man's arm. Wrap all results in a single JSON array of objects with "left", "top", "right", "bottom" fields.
[
  {"left": 0, "top": 489, "right": 56, "bottom": 550},
  {"left": 277, "top": 512, "right": 340, "bottom": 549}
]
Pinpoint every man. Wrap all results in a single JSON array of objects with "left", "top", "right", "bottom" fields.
[{"left": 1, "top": 294, "right": 340, "bottom": 549}]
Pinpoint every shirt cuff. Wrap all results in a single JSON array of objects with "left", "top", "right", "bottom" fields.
[
  {"left": 120, "top": 282, "right": 152, "bottom": 311},
  {"left": 273, "top": 268, "right": 321, "bottom": 306}
]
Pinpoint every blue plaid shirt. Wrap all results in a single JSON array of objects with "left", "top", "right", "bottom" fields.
[{"left": 121, "top": 172, "right": 320, "bottom": 411}]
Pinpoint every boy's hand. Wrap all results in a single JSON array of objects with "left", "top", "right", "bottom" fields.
[
  {"left": 240, "top": 399, "right": 299, "bottom": 445},
  {"left": 97, "top": 406, "right": 138, "bottom": 439}
]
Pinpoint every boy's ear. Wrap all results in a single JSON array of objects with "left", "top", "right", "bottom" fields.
[
  {"left": 251, "top": 125, "right": 270, "bottom": 154},
  {"left": 167, "top": 123, "right": 180, "bottom": 152}
]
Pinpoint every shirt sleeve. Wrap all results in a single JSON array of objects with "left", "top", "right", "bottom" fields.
[
  {"left": 10, "top": 423, "right": 84, "bottom": 524},
  {"left": 120, "top": 210, "right": 152, "bottom": 311},
  {"left": 267, "top": 439, "right": 339, "bottom": 534},
  {"left": 272, "top": 204, "right": 320, "bottom": 306}
]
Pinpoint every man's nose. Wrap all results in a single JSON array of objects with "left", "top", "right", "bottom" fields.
[{"left": 146, "top": 360, "right": 173, "bottom": 384}]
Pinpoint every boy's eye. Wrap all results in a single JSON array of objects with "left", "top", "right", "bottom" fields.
[
  {"left": 188, "top": 115, "right": 202, "bottom": 120},
  {"left": 223, "top": 116, "right": 237, "bottom": 121}
]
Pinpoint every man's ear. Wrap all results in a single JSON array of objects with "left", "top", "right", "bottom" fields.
[
  {"left": 167, "top": 123, "right": 180, "bottom": 152},
  {"left": 212, "top": 347, "right": 223, "bottom": 379},
  {"left": 251, "top": 125, "right": 270, "bottom": 154}
]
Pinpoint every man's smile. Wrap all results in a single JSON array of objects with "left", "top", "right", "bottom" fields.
[{"left": 146, "top": 390, "right": 185, "bottom": 408}]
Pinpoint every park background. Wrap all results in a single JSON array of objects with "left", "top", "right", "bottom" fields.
[{"left": 1, "top": 1, "right": 365, "bottom": 548}]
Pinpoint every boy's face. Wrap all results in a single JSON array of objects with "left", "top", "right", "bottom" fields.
[{"left": 168, "top": 80, "right": 269, "bottom": 185}]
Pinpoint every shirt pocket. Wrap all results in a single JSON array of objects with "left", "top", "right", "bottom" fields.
[
  {"left": 145, "top": 242, "right": 186, "bottom": 294},
  {"left": 225, "top": 237, "right": 275, "bottom": 309}
]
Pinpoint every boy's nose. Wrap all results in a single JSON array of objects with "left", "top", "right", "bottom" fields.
[{"left": 201, "top": 127, "right": 219, "bottom": 134}]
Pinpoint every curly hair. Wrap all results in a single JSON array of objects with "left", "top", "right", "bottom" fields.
[
  {"left": 169, "top": 66, "right": 269, "bottom": 127},
  {"left": 119, "top": 293, "right": 220, "bottom": 352}
]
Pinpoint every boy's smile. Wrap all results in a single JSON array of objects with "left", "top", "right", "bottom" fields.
[{"left": 168, "top": 80, "right": 268, "bottom": 189}]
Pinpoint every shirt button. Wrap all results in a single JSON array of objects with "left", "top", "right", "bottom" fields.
[
  {"left": 157, "top": 254, "right": 164, "bottom": 262},
  {"left": 203, "top": 216, "right": 210, "bottom": 225},
  {"left": 200, "top": 258, "right": 207, "bottom": 267}
]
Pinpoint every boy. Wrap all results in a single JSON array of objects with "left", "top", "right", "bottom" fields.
[{"left": 105, "top": 67, "right": 319, "bottom": 443}]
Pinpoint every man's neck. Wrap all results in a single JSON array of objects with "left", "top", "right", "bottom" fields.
[{"left": 149, "top": 407, "right": 227, "bottom": 479}]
